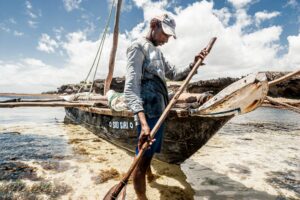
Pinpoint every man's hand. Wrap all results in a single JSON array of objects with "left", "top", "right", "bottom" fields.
[
  {"left": 137, "top": 112, "right": 155, "bottom": 151},
  {"left": 190, "top": 48, "right": 209, "bottom": 68},
  {"left": 194, "top": 48, "right": 209, "bottom": 63}
]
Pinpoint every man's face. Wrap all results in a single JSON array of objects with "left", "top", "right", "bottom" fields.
[{"left": 152, "top": 24, "right": 171, "bottom": 46}]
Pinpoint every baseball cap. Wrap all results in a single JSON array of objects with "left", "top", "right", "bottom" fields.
[{"left": 154, "top": 14, "right": 176, "bottom": 39}]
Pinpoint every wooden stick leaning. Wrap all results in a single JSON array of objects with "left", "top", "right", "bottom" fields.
[
  {"left": 103, "top": 37, "right": 217, "bottom": 199},
  {"left": 0, "top": 101, "right": 108, "bottom": 108},
  {"left": 0, "top": 93, "right": 60, "bottom": 98},
  {"left": 268, "top": 70, "right": 300, "bottom": 86},
  {"left": 265, "top": 69, "right": 300, "bottom": 114}
]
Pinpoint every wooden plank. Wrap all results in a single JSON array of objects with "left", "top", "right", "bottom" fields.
[
  {"left": 0, "top": 102, "right": 95, "bottom": 108},
  {"left": 0, "top": 93, "right": 60, "bottom": 98},
  {"left": 266, "top": 96, "right": 300, "bottom": 114},
  {"left": 268, "top": 70, "right": 300, "bottom": 86},
  {"left": 80, "top": 107, "right": 134, "bottom": 117}
]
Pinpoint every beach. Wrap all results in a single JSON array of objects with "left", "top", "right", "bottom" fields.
[{"left": 0, "top": 106, "right": 299, "bottom": 199}]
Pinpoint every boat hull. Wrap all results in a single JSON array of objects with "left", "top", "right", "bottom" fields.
[{"left": 65, "top": 107, "right": 232, "bottom": 164}]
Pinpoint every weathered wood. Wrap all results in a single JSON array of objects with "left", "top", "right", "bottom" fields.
[
  {"left": 76, "top": 95, "right": 107, "bottom": 101},
  {"left": 0, "top": 102, "right": 96, "bottom": 108},
  {"left": 263, "top": 98, "right": 300, "bottom": 106},
  {"left": 80, "top": 107, "right": 134, "bottom": 117},
  {"left": 0, "top": 93, "right": 60, "bottom": 98},
  {"left": 18, "top": 98, "right": 64, "bottom": 102},
  {"left": 65, "top": 106, "right": 231, "bottom": 164},
  {"left": 268, "top": 70, "right": 300, "bottom": 86},
  {"left": 104, "top": 0, "right": 123, "bottom": 95},
  {"left": 190, "top": 73, "right": 269, "bottom": 117},
  {"left": 79, "top": 106, "right": 190, "bottom": 118},
  {"left": 0, "top": 98, "right": 21, "bottom": 103},
  {"left": 266, "top": 96, "right": 300, "bottom": 114}
]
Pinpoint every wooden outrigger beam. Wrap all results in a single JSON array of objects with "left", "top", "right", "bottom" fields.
[
  {"left": 265, "top": 96, "right": 300, "bottom": 114},
  {"left": 268, "top": 70, "right": 300, "bottom": 86},
  {"left": 0, "top": 101, "right": 108, "bottom": 108},
  {"left": 0, "top": 93, "right": 60, "bottom": 98}
]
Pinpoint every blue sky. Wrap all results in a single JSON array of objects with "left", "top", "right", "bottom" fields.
[{"left": 0, "top": 0, "right": 300, "bottom": 92}]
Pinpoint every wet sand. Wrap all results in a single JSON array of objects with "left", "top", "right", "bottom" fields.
[
  {"left": 0, "top": 108, "right": 193, "bottom": 199},
  {"left": 0, "top": 107, "right": 299, "bottom": 199}
]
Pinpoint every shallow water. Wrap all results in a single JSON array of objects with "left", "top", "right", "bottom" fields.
[
  {"left": 0, "top": 103, "right": 299, "bottom": 199},
  {"left": 182, "top": 107, "right": 300, "bottom": 200}
]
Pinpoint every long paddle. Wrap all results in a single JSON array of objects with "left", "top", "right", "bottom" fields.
[{"left": 103, "top": 37, "right": 217, "bottom": 199}]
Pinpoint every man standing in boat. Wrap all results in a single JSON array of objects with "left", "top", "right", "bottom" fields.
[{"left": 124, "top": 14, "right": 207, "bottom": 199}]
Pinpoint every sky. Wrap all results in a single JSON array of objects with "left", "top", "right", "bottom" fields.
[{"left": 0, "top": 0, "right": 300, "bottom": 93}]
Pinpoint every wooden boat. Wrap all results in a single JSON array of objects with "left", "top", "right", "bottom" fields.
[
  {"left": 65, "top": 72, "right": 268, "bottom": 164},
  {"left": 0, "top": 1, "right": 297, "bottom": 168},
  {"left": 60, "top": 1, "right": 270, "bottom": 164},
  {"left": 0, "top": 0, "right": 283, "bottom": 164}
]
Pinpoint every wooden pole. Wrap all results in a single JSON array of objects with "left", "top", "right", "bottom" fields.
[
  {"left": 104, "top": 0, "right": 122, "bottom": 95},
  {"left": 104, "top": 37, "right": 217, "bottom": 199},
  {"left": 268, "top": 70, "right": 300, "bottom": 86},
  {"left": 265, "top": 96, "right": 300, "bottom": 114},
  {"left": 0, "top": 93, "right": 60, "bottom": 98},
  {"left": 0, "top": 101, "right": 108, "bottom": 108},
  {"left": 0, "top": 102, "right": 94, "bottom": 108}
]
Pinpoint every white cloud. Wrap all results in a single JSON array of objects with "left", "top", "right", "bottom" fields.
[
  {"left": 1, "top": 0, "right": 299, "bottom": 93},
  {"left": 25, "top": 1, "right": 38, "bottom": 19},
  {"left": 63, "top": 0, "right": 82, "bottom": 12},
  {"left": 28, "top": 12, "right": 37, "bottom": 19},
  {"left": 285, "top": 0, "right": 298, "bottom": 8},
  {"left": 25, "top": 1, "right": 32, "bottom": 9},
  {"left": 122, "top": 0, "right": 134, "bottom": 12},
  {"left": 129, "top": 0, "right": 297, "bottom": 79},
  {"left": 23, "top": 58, "right": 48, "bottom": 67},
  {"left": 255, "top": 11, "right": 280, "bottom": 26},
  {"left": 62, "top": 31, "right": 130, "bottom": 78},
  {"left": 0, "top": 23, "right": 10, "bottom": 32},
  {"left": 234, "top": 8, "right": 252, "bottom": 31},
  {"left": 227, "top": 0, "right": 252, "bottom": 9},
  {"left": 37, "top": 34, "right": 59, "bottom": 53},
  {"left": 13, "top": 31, "right": 24, "bottom": 36},
  {"left": 28, "top": 20, "right": 38, "bottom": 28},
  {"left": 0, "top": 59, "right": 66, "bottom": 93},
  {"left": 106, "top": 0, "right": 133, "bottom": 12},
  {"left": 213, "top": 7, "right": 232, "bottom": 26},
  {"left": 53, "top": 27, "right": 64, "bottom": 40},
  {"left": 25, "top": 0, "right": 41, "bottom": 29},
  {"left": 132, "top": 0, "right": 169, "bottom": 20},
  {"left": 8, "top": 18, "right": 16, "bottom": 24},
  {"left": 281, "top": 33, "right": 300, "bottom": 69}
]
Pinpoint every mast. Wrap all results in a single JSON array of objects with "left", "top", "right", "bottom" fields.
[{"left": 104, "top": 0, "right": 122, "bottom": 95}]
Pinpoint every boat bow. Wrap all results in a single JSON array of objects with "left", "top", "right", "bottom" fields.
[{"left": 190, "top": 72, "right": 268, "bottom": 117}]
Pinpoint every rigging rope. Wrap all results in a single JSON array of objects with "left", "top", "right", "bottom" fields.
[{"left": 77, "top": 0, "right": 116, "bottom": 95}]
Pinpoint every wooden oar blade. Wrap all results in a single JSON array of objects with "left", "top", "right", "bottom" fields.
[
  {"left": 103, "top": 183, "right": 126, "bottom": 200},
  {"left": 190, "top": 72, "right": 268, "bottom": 117}
]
